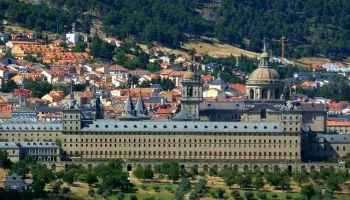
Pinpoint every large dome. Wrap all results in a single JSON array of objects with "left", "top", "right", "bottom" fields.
[
  {"left": 248, "top": 67, "right": 280, "bottom": 81},
  {"left": 183, "top": 71, "right": 196, "bottom": 80}
]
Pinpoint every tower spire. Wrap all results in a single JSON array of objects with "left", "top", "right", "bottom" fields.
[
  {"left": 70, "top": 79, "right": 74, "bottom": 100},
  {"left": 259, "top": 39, "right": 270, "bottom": 68},
  {"left": 263, "top": 38, "right": 267, "bottom": 53},
  {"left": 122, "top": 91, "right": 135, "bottom": 117},
  {"left": 135, "top": 89, "right": 149, "bottom": 119}
]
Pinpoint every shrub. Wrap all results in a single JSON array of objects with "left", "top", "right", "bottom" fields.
[
  {"left": 257, "top": 191, "right": 267, "bottom": 200},
  {"left": 198, "top": 171, "right": 206, "bottom": 177},
  {"left": 153, "top": 185, "right": 160, "bottom": 192},
  {"left": 209, "top": 168, "right": 217, "bottom": 176},
  {"left": 231, "top": 190, "right": 240, "bottom": 199},
  {"left": 165, "top": 186, "right": 173, "bottom": 193},
  {"left": 244, "top": 191, "right": 254, "bottom": 200},
  {"left": 129, "top": 194, "right": 137, "bottom": 200},
  {"left": 141, "top": 184, "right": 148, "bottom": 191},
  {"left": 215, "top": 188, "right": 225, "bottom": 199},
  {"left": 272, "top": 193, "right": 278, "bottom": 199},
  {"left": 62, "top": 187, "right": 70, "bottom": 194},
  {"left": 285, "top": 194, "right": 293, "bottom": 200},
  {"left": 88, "top": 188, "right": 95, "bottom": 197},
  {"left": 143, "top": 198, "right": 155, "bottom": 200},
  {"left": 117, "top": 192, "right": 125, "bottom": 200}
]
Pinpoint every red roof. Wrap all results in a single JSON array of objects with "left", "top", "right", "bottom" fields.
[
  {"left": 156, "top": 108, "right": 172, "bottom": 114},
  {"left": 327, "top": 121, "right": 350, "bottom": 127},
  {"left": 230, "top": 84, "right": 246, "bottom": 94},
  {"left": 109, "top": 64, "right": 129, "bottom": 72}
]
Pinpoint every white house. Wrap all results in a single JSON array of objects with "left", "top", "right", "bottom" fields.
[
  {"left": 40, "top": 70, "right": 53, "bottom": 84},
  {"left": 110, "top": 89, "right": 123, "bottom": 97},
  {"left": 66, "top": 32, "right": 79, "bottom": 43}
]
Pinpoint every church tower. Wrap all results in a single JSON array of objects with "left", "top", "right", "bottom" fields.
[
  {"left": 246, "top": 40, "right": 284, "bottom": 101},
  {"left": 180, "top": 65, "right": 203, "bottom": 120},
  {"left": 62, "top": 80, "right": 82, "bottom": 131},
  {"left": 90, "top": 83, "right": 104, "bottom": 120}
]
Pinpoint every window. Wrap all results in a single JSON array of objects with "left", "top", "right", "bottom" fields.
[{"left": 261, "top": 109, "right": 267, "bottom": 119}]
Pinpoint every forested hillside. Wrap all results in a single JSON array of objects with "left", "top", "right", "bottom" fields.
[{"left": 1, "top": 0, "right": 350, "bottom": 61}]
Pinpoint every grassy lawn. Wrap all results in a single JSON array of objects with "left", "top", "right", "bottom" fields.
[
  {"left": 109, "top": 193, "right": 173, "bottom": 200},
  {"left": 135, "top": 182, "right": 178, "bottom": 191},
  {"left": 222, "top": 189, "right": 301, "bottom": 199},
  {"left": 108, "top": 182, "right": 176, "bottom": 200}
]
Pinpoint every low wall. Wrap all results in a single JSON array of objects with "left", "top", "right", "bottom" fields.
[{"left": 39, "top": 159, "right": 346, "bottom": 173}]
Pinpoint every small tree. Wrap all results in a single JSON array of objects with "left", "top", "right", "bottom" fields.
[
  {"left": 86, "top": 173, "right": 98, "bottom": 186},
  {"left": 141, "top": 184, "right": 148, "bottom": 191},
  {"left": 244, "top": 191, "right": 254, "bottom": 200},
  {"left": 231, "top": 190, "right": 240, "bottom": 199},
  {"left": 209, "top": 168, "right": 217, "bottom": 176},
  {"left": 133, "top": 166, "right": 144, "bottom": 180},
  {"left": 51, "top": 180, "right": 63, "bottom": 194},
  {"left": 271, "top": 193, "right": 278, "bottom": 199},
  {"left": 285, "top": 194, "right": 293, "bottom": 200},
  {"left": 62, "top": 187, "right": 71, "bottom": 194},
  {"left": 117, "top": 192, "right": 125, "bottom": 200},
  {"left": 253, "top": 175, "right": 265, "bottom": 190},
  {"left": 257, "top": 191, "right": 267, "bottom": 200},
  {"left": 129, "top": 194, "right": 138, "bottom": 200},
  {"left": 300, "top": 184, "right": 315, "bottom": 199},
  {"left": 165, "top": 186, "right": 173, "bottom": 193},
  {"left": 144, "top": 165, "right": 154, "bottom": 180},
  {"left": 88, "top": 188, "right": 95, "bottom": 197},
  {"left": 63, "top": 170, "right": 75, "bottom": 185},
  {"left": 153, "top": 185, "right": 161, "bottom": 192},
  {"left": 215, "top": 188, "right": 225, "bottom": 199}
]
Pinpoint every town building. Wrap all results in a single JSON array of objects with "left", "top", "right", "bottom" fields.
[{"left": 0, "top": 44, "right": 348, "bottom": 172}]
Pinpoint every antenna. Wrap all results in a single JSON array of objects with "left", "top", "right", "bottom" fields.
[
  {"left": 71, "top": 23, "right": 76, "bottom": 33},
  {"left": 281, "top": 36, "right": 286, "bottom": 62}
]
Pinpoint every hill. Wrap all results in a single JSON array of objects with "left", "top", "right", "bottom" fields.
[{"left": 1, "top": 0, "right": 350, "bottom": 61}]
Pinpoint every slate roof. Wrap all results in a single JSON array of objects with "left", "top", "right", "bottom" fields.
[
  {"left": 0, "top": 121, "right": 61, "bottom": 131},
  {"left": 0, "top": 142, "right": 19, "bottom": 149},
  {"left": 172, "top": 107, "right": 195, "bottom": 121},
  {"left": 4, "top": 173, "right": 27, "bottom": 189},
  {"left": 211, "top": 73, "right": 226, "bottom": 85},
  {"left": 300, "top": 103, "right": 325, "bottom": 111},
  {"left": 82, "top": 119, "right": 281, "bottom": 133},
  {"left": 200, "top": 102, "right": 245, "bottom": 111},
  {"left": 312, "top": 133, "right": 350, "bottom": 143},
  {"left": 19, "top": 142, "right": 59, "bottom": 148}
]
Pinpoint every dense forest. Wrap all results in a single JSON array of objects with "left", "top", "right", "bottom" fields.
[{"left": 1, "top": 0, "right": 350, "bottom": 60}]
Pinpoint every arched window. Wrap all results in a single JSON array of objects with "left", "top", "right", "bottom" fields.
[
  {"left": 187, "top": 86, "right": 193, "bottom": 97},
  {"left": 274, "top": 89, "right": 279, "bottom": 99},
  {"left": 249, "top": 89, "right": 254, "bottom": 99},
  {"left": 262, "top": 89, "right": 268, "bottom": 99},
  {"left": 261, "top": 109, "right": 267, "bottom": 119}
]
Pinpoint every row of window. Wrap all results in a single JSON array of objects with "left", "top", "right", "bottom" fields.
[
  {"left": 67, "top": 150, "right": 299, "bottom": 157},
  {"left": 311, "top": 146, "right": 348, "bottom": 151},
  {"left": 64, "top": 138, "right": 299, "bottom": 144},
  {"left": 64, "top": 143, "right": 299, "bottom": 149},
  {"left": 62, "top": 132, "right": 298, "bottom": 136},
  {"left": 91, "top": 124, "right": 279, "bottom": 130}
]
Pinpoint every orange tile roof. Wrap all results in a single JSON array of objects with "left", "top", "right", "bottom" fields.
[
  {"left": 159, "top": 91, "right": 181, "bottom": 96},
  {"left": 109, "top": 64, "right": 129, "bottom": 71},
  {"left": 328, "top": 103, "right": 342, "bottom": 110},
  {"left": 201, "top": 75, "right": 215, "bottom": 81},
  {"left": 169, "top": 71, "right": 187, "bottom": 77},
  {"left": 160, "top": 69, "right": 173, "bottom": 75},
  {"left": 327, "top": 121, "right": 350, "bottom": 127},
  {"left": 229, "top": 84, "right": 246, "bottom": 94},
  {"left": 156, "top": 108, "right": 172, "bottom": 114}
]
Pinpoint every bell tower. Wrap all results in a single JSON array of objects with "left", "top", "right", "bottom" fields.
[
  {"left": 62, "top": 80, "right": 82, "bottom": 132},
  {"left": 180, "top": 65, "right": 203, "bottom": 120}
]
